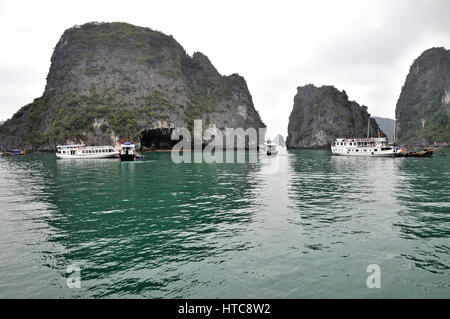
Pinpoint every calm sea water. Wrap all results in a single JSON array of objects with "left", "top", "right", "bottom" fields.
[{"left": 0, "top": 149, "right": 449, "bottom": 298}]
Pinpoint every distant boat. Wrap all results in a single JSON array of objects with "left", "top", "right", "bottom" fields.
[
  {"left": 56, "top": 144, "right": 118, "bottom": 159},
  {"left": 0, "top": 149, "right": 25, "bottom": 156},
  {"left": 261, "top": 140, "right": 278, "bottom": 156},
  {"left": 11, "top": 149, "right": 25, "bottom": 155}
]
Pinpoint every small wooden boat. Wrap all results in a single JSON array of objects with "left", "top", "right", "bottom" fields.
[
  {"left": 135, "top": 154, "right": 147, "bottom": 160},
  {"left": 11, "top": 149, "right": 25, "bottom": 155},
  {"left": 395, "top": 149, "right": 434, "bottom": 157},
  {"left": 408, "top": 150, "right": 433, "bottom": 157},
  {"left": 0, "top": 149, "right": 25, "bottom": 156}
]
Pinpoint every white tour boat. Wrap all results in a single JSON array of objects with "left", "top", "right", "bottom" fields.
[
  {"left": 261, "top": 140, "right": 279, "bottom": 155},
  {"left": 120, "top": 142, "right": 136, "bottom": 161},
  {"left": 56, "top": 144, "right": 119, "bottom": 159},
  {"left": 331, "top": 137, "right": 395, "bottom": 157}
]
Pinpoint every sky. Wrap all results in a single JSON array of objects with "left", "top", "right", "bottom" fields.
[{"left": 0, "top": 0, "right": 449, "bottom": 138}]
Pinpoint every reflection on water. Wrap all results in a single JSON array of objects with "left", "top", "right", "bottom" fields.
[
  {"left": 0, "top": 155, "right": 65, "bottom": 298},
  {"left": 49, "top": 153, "right": 262, "bottom": 297},
  {"left": 0, "top": 150, "right": 448, "bottom": 298},
  {"left": 392, "top": 157, "right": 450, "bottom": 277}
]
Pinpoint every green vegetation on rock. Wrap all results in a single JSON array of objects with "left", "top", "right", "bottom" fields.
[
  {"left": 395, "top": 47, "right": 450, "bottom": 145},
  {"left": 286, "top": 85, "right": 382, "bottom": 149}
]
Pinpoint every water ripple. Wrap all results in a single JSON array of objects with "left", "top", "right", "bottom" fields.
[{"left": 0, "top": 150, "right": 449, "bottom": 298}]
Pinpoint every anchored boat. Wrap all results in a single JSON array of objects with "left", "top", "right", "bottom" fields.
[
  {"left": 331, "top": 137, "right": 395, "bottom": 157},
  {"left": 332, "top": 115, "right": 395, "bottom": 157},
  {"left": 0, "top": 149, "right": 25, "bottom": 156},
  {"left": 56, "top": 144, "right": 118, "bottom": 159},
  {"left": 120, "top": 142, "right": 136, "bottom": 161},
  {"left": 394, "top": 148, "right": 433, "bottom": 157}
]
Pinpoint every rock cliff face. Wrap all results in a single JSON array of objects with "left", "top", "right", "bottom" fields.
[
  {"left": 0, "top": 22, "right": 265, "bottom": 150},
  {"left": 373, "top": 116, "right": 395, "bottom": 142},
  {"left": 286, "top": 85, "right": 381, "bottom": 149},
  {"left": 395, "top": 47, "right": 450, "bottom": 144}
]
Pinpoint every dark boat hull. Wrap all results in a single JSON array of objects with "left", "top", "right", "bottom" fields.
[
  {"left": 395, "top": 150, "right": 433, "bottom": 157},
  {"left": 120, "top": 154, "right": 135, "bottom": 161},
  {"left": 407, "top": 151, "right": 433, "bottom": 157}
]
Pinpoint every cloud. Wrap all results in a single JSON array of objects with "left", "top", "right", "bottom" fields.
[
  {"left": 254, "top": 0, "right": 450, "bottom": 136},
  {"left": 0, "top": 63, "right": 44, "bottom": 121}
]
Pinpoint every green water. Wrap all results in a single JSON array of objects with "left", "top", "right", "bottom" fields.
[{"left": 0, "top": 150, "right": 449, "bottom": 298}]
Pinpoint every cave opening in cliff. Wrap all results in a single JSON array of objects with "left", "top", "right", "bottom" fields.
[{"left": 140, "top": 128, "right": 180, "bottom": 150}]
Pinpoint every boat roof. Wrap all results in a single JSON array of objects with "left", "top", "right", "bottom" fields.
[
  {"left": 335, "top": 137, "right": 387, "bottom": 142},
  {"left": 57, "top": 144, "right": 115, "bottom": 148},
  {"left": 57, "top": 144, "right": 85, "bottom": 148}
]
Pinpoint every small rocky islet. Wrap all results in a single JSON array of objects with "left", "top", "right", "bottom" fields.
[
  {"left": 286, "top": 85, "right": 381, "bottom": 149},
  {"left": 0, "top": 22, "right": 449, "bottom": 150}
]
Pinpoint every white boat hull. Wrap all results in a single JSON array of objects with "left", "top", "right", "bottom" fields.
[
  {"left": 331, "top": 148, "right": 394, "bottom": 157},
  {"left": 56, "top": 152, "right": 118, "bottom": 159}
]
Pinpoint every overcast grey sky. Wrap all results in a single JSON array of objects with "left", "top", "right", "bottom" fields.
[{"left": 0, "top": 0, "right": 449, "bottom": 137}]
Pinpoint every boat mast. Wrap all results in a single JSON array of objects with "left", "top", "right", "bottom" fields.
[
  {"left": 393, "top": 119, "right": 396, "bottom": 147},
  {"left": 367, "top": 116, "right": 370, "bottom": 138}
]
